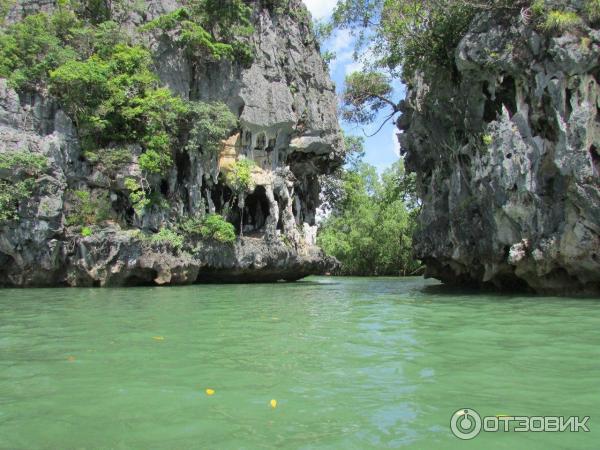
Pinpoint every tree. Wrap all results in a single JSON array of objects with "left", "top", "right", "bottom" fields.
[
  {"left": 341, "top": 70, "right": 402, "bottom": 134},
  {"left": 331, "top": 0, "right": 528, "bottom": 132},
  {"left": 225, "top": 159, "right": 255, "bottom": 236},
  {"left": 332, "top": 0, "right": 524, "bottom": 78},
  {"left": 185, "top": 101, "right": 238, "bottom": 155},
  {"left": 318, "top": 149, "right": 421, "bottom": 276},
  {"left": 320, "top": 133, "right": 365, "bottom": 214}
]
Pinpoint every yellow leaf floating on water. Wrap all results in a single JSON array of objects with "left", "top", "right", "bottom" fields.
[
  {"left": 205, "top": 388, "right": 215, "bottom": 396},
  {"left": 67, "top": 356, "right": 76, "bottom": 362},
  {"left": 270, "top": 399, "right": 277, "bottom": 409},
  {"left": 153, "top": 336, "right": 165, "bottom": 341}
]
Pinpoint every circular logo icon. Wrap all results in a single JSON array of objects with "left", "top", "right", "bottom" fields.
[{"left": 450, "top": 408, "right": 482, "bottom": 440}]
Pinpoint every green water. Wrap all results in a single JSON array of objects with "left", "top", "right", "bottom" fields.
[{"left": 0, "top": 277, "right": 599, "bottom": 449}]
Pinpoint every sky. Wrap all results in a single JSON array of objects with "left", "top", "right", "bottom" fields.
[{"left": 302, "top": 0, "right": 404, "bottom": 173}]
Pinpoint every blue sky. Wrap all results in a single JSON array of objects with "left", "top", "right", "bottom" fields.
[{"left": 302, "top": 0, "right": 405, "bottom": 173}]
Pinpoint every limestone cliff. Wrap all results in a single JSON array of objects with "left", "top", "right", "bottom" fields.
[
  {"left": 400, "top": 1, "right": 600, "bottom": 294},
  {"left": 0, "top": 0, "right": 343, "bottom": 287}
]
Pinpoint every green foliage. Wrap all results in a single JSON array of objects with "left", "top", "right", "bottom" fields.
[
  {"left": 586, "top": 0, "right": 600, "bottom": 21},
  {"left": 151, "top": 228, "right": 184, "bottom": 250},
  {"left": 318, "top": 159, "right": 420, "bottom": 276},
  {"left": 1, "top": 6, "right": 226, "bottom": 176},
  {"left": 178, "top": 214, "right": 206, "bottom": 235},
  {"left": 141, "top": 0, "right": 254, "bottom": 64},
  {"left": 344, "top": 134, "right": 366, "bottom": 166},
  {"left": 141, "top": 8, "right": 234, "bottom": 60},
  {"left": 0, "top": 0, "right": 13, "bottom": 25},
  {"left": 124, "top": 178, "right": 149, "bottom": 215},
  {"left": 531, "top": 0, "right": 546, "bottom": 17},
  {"left": 0, "top": 179, "right": 35, "bottom": 223},
  {"left": 342, "top": 71, "right": 396, "bottom": 124},
  {"left": 331, "top": 1, "right": 526, "bottom": 79},
  {"left": 482, "top": 134, "right": 493, "bottom": 146},
  {"left": 332, "top": 0, "right": 470, "bottom": 77},
  {"left": 0, "top": 151, "right": 48, "bottom": 223},
  {"left": 314, "top": 19, "right": 334, "bottom": 43},
  {"left": 0, "top": 12, "right": 78, "bottom": 90},
  {"left": 267, "top": 0, "right": 312, "bottom": 24},
  {"left": 199, "top": 213, "right": 236, "bottom": 243},
  {"left": 532, "top": 1, "right": 593, "bottom": 28},
  {"left": 321, "top": 50, "right": 336, "bottom": 68},
  {"left": 49, "top": 43, "right": 189, "bottom": 170},
  {"left": 0, "top": 151, "right": 48, "bottom": 173},
  {"left": 65, "top": 189, "right": 111, "bottom": 226},
  {"left": 81, "top": 226, "right": 93, "bottom": 237},
  {"left": 225, "top": 159, "right": 255, "bottom": 194},
  {"left": 83, "top": 146, "right": 132, "bottom": 173},
  {"left": 185, "top": 102, "right": 238, "bottom": 154},
  {"left": 138, "top": 149, "right": 173, "bottom": 174},
  {"left": 542, "top": 10, "right": 582, "bottom": 32},
  {"left": 321, "top": 134, "right": 366, "bottom": 212}
]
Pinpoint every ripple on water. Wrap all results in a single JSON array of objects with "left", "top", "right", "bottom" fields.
[{"left": 0, "top": 277, "right": 599, "bottom": 449}]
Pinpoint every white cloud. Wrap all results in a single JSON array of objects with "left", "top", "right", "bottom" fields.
[
  {"left": 345, "top": 60, "right": 363, "bottom": 76},
  {"left": 327, "top": 49, "right": 351, "bottom": 73},
  {"left": 302, "top": 0, "right": 337, "bottom": 20},
  {"left": 392, "top": 129, "right": 402, "bottom": 157},
  {"left": 330, "top": 29, "right": 352, "bottom": 53},
  {"left": 322, "top": 29, "right": 354, "bottom": 74}
]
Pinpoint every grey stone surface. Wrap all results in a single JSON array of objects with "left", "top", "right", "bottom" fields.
[
  {"left": 400, "top": 4, "right": 600, "bottom": 294},
  {"left": 0, "top": 0, "right": 343, "bottom": 287}
]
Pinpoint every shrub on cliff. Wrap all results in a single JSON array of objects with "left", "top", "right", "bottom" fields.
[
  {"left": 185, "top": 102, "right": 238, "bottom": 155},
  {"left": 0, "top": 151, "right": 48, "bottom": 224},
  {"left": 199, "top": 214, "right": 236, "bottom": 243},
  {"left": 49, "top": 43, "right": 190, "bottom": 172},
  {"left": 65, "top": 190, "right": 111, "bottom": 226},
  {"left": 141, "top": 0, "right": 254, "bottom": 64},
  {"left": 1, "top": 3, "right": 242, "bottom": 179},
  {"left": 151, "top": 228, "right": 185, "bottom": 250}
]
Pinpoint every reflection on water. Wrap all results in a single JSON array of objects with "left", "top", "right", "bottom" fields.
[{"left": 0, "top": 277, "right": 599, "bottom": 449}]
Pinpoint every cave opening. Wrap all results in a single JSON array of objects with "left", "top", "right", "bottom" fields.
[
  {"left": 255, "top": 133, "right": 266, "bottom": 150},
  {"left": 531, "top": 91, "right": 559, "bottom": 142},
  {"left": 122, "top": 270, "right": 158, "bottom": 287},
  {"left": 590, "top": 145, "right": 600, "bottom": 174},
  {"left": 113, "top": 191, "right": 135, "bottom": 227},
  {"left": 0, "top": 252, "right": 15, "bottom": 283},
  {"left": 210, "top": 181, "right": 234, "bottom": 213},
  {"left": 565, "top": 88, "right": 573, "bottom": 119},
  {"left": 160, "top": 179, "right": 169, "bottom": 196},
  {"left": 242, "top": 186, "right": 271, "bottom": 235},
  {"left": 292, "top": 194, "right": 299, "bottom": 222},
  {"left": 175, "top": 151, "right": 191, "bottom": 186},
  {"left": 274, "top": 193, "right": 284, "bottom": 231},
  {"left": 483, "top": 77, "right": 517, "bottom": 122}
]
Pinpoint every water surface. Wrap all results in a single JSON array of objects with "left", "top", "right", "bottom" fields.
[{"left": 1, "top": 277, "right": 599, "bottom": 449}]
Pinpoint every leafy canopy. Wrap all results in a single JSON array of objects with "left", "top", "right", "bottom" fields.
[
  {"left": 141, "top": 0, "right": 254, "bottom": 64},
  {"left": 185, "top": 102, "right": 238, "bottom": 155},
  {"left": 0, "top": 150, "right": 48, "bottom": 224},
  {"left": 1, "top": 2, "right": 241, "bottom": 180},
  {"left": 199, "top": 213, "right": 236, "bottom": 243},
  {"left": 342, "top": 71, "right": 397, "bottom": 125},
  {"left": 330, "top": 0, "right": 554, "bottom": 130},
  {"left": 318, "top": 157, "right": 420, "bottom": 276}
]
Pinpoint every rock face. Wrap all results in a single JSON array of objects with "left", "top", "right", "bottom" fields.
[
  {"left": 0, "top": 0, "right": 343, "bottom": 287},
  {"left": 400, "top": 2, "right": 600, "bottom": 294}
]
